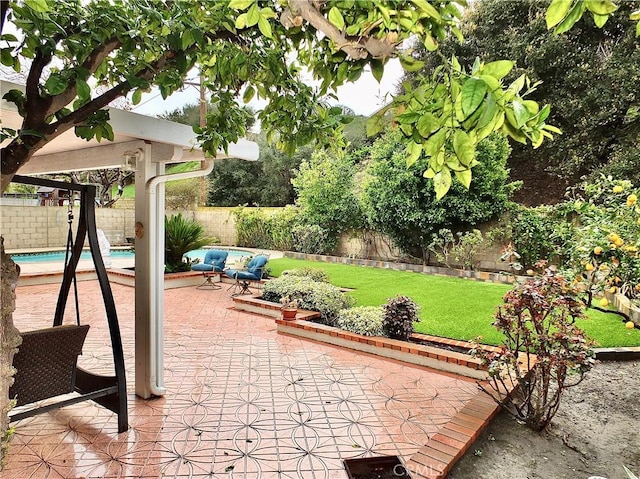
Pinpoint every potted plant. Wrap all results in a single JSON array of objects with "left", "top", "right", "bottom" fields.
[{"left": 280, "top": 296, "right": 299, "bottom": 320}]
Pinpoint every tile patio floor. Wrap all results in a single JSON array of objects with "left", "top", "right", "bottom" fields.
[{"left": 5, "top": 280, "right": 480, "bottom": 478}]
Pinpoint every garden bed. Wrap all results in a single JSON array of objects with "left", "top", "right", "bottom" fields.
[{"left": 232, "top": 294, "right": 510, "bottom": 380}]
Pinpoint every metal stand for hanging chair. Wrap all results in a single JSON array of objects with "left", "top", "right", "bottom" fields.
[{"left": 9, "top": 175, "right": 128, "bottom": 433}]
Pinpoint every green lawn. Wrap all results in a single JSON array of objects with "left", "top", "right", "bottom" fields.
[{"left": 268, "top": 258, "right": 640, "bottom": 348}]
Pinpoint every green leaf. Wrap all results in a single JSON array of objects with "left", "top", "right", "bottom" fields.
[
  {"left": 45, "top": 75, "right": 68, "bottom": 95},
  {"left": 452, "top": 130, "right": 475, "bottom": 166},
  {"left": 229, "top": 0, "right": 253, "bottom": 10},
  {"left": 546, "top": 0, "right": 573, "bottom": 28},
  {"left": 538, "top": 104, "right": 551, "bottom": 123},
  {"left": 512, "top": 101, "right": 530, "bottom": 127},
  {"left": 1, "top": 49, "right": 14, "bottom": 67},
  {"left": 482, "top": 60, "right": 514, "bottom": 80},
  {"left": 593, "top": 13, "right": 608, "bottom": 27},
  {"left": 585, "top": 0, "right": 617, "bottom": 15},
  {"left": 396, "top": 111, "right": 421, "bottom": 124},
  {"left": 371, "top": 59, "right": 384, "bottom": 83},
  {"left": 181, "top": 29, "right": 194, "bottom": 50},
  {"left": 246, "top": 3, "right": 260, "bottom": 27},
  {"left": 554, "top": 1, "right": 586, "bottom": 34},
  {"left": 328, "top": 7, "right": 345, "bottom": 30},
  {"left": 423, "top": 168, "right": 436, "bottom": 179},
  {"left": 433, "top": 167, "right": 452, "bottom": 200},
  {"left": 455, "top": 168, "right": 472, "bottom": 189},
  {"left": 631, "top": 9, "right": 640, "bottom": 20},
  {"left": 423, "top": 33, "right": 437, "bottom": 52},
  {"left": 543, "top": 124, "right": 562, "bottom": 134},
  {"left": 399, "top": 55, "right": 425, "bottom": 72},
  {"left": 424, "top": 129, "right": 446, "bottom": 157},
  {"left": 461, "top": 78, "right": 487, "bottom": 118},
  {"left": 25, "top": 0, "right": 49, "bottom": 13},
  {"left": 258, "top": 16, "right": 272, "bottom": 38},
  {"left": 242, "top": 85, "right": 255, "bottom": 103},
  {"left": 366, "top": 114, "right": 384, "bottom": 136},
  {"left": 132, "top": 89, "right": 142, "bottom": 105},
  {"left": 410, "top": 0, "right": 442, "bottom": 20},
  {"left": 476, "top": 94, "right": 497, "bottom": 129},
  {"left": 405, "top": 141, "right": 423, "bottom": 167},
  {"left": 416, "top": 113, "right": 439, "bottom": 137},
  {"left": 501, "top": 121, "right": 528, "bottom": 144},
  {"left": 76, "top": 78, "right": 90, "bottom": 100},
  {"left": 636, "top": 21, "right": 640, "bottom": 37},
  {"left": 479, "top": 74, "right": 501, "bottom": 94},
  {"left": 235, "top": 13, "right": 247, "bottom": 29}
]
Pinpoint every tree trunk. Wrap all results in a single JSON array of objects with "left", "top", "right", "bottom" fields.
[{"left": 0, "top": 237, "right": 22, "bottom": 469}]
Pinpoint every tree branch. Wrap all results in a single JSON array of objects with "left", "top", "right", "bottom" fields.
[
  {"left": 284, "top": 0, "right": 396, "bottom": 60},
  {"left": 46, "top": 38, "right": 122, "bottom": 117}
]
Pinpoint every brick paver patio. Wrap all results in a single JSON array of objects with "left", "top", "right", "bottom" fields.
[{"left": 5, "top": 279, "right": 483, "bottom": 478}]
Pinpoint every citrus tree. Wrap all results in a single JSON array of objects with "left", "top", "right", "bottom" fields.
[{"left": 567, "top": 176, "right": 640, "bottom": 306}]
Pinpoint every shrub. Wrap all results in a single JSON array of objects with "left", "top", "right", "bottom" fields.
[
  {"left": 292, "top": 224, "right": 330, "bottom": 254},
  {"left": 363, "top": 130, "right": 514, "bottom": 262},
  {"left": 233, "top": 206, "right": 299, "bottom": 251},
  {"left": 292, "top": 150, "right": 365, "bottom": 252},
  {"left": 336, "top": 306, "right": 384, "bottom": 337},
  {"left": 382, "top": 296, "right": 420, "bottom": 341},
  {"left": 281, "top": 267, "right": 330, "bottom": 283},
  {"left": 429, "top": 229, "right": 484, "bottom": 270},
  {"left": 505, "top": 204, "right": 574, "bottom": 269},
  {"left": 165, "top": 178, "right": 200, "bottom": 210},
  {"left": 164, "top": 213, "right": 213, "bottom": 273},
  {"left": 262, "top": 275, "right": 353, "bottom": 325},
  {"left": 473, "top": 265, "right": 595, "bottom": 432}
]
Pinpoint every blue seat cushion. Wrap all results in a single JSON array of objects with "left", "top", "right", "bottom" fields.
[
  {"left": 191, "top": 263, "right": 215, "bottom": 272},
  {"left": 224, "top": 255, "right": 268, "bottom": 281},
  {"left": 191, "top": 249, "right": 228, "bottom": 272},
  {"left": 224, "top": 269, "right": 261, "bottom": 281}
]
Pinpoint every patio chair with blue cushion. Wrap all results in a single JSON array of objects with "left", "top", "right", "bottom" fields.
[
  {"left": 191, "top": 249, "right": 228, "bottom": 289},
  {"left": 224, "top": 254, "right": 268, "bottom": 296}
]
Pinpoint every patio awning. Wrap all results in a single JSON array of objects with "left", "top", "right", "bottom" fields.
[{"left": 1, "top": 79, "right": 259, "bottom": 399}]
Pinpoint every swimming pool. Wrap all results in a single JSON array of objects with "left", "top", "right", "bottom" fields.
[{"left": 11, "top": 248, "right": 251, "bottom": 264}]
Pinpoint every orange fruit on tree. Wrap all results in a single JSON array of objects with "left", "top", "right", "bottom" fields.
[
  {"left": 613, "top": 185, "right": 624, "bottom": 193},
  {"left": 593, "top": 246, "right": 603, "bottom": 255},
  {"left": 585, "top": 263, "right": 595, "bottom": 272}
]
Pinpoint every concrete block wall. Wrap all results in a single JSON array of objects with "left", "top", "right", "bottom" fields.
[{"left": 0, "top": 204, "right": 509, "bottom": 272}]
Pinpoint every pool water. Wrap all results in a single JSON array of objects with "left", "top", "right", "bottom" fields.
[{"left": 11, "top": 248, "right": 250, "bottom": 264}]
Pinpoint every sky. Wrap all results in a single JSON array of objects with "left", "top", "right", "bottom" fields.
[{"left": 131, "top": 59, "right": 405, "bottom": 119}]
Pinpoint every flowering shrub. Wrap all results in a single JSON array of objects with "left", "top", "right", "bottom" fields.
[
  {"left": 382, "top": 296, "right": 420, "bottom": 341},
  {"left": 473, "top": 265, "right": 595, "bottom": 432},
  {"left": 262, "top": 275, "right": 353, "bottom": 325},
  {"left": 566, "top": 176, "right": 640, "bottom": 303},
  {"left": 336, "top": 306, "right": 384, "bottom": 337}
]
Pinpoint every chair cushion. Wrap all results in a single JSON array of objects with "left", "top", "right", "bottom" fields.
[
  {"left": 192, "top": 249, "right": 228, "bottom": 272},
  {"left": 191, "top": 263, "right": 215, "bottom": 272},
  {"left": 225, "top": 269, "right": 261, "bottom": 281},
  {"left": 246, "top": 255, "right": 268, "bottom": 275}
]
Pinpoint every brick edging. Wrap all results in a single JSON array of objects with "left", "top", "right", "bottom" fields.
[{"left": 407, "top": 388, "right": 502, "bottom": 479}]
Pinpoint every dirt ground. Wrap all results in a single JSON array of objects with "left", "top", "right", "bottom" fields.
[{"left": 448, "top": 359, "right": 640, "bottom": 479}]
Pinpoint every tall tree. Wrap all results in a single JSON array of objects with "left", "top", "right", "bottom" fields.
[{"left": 408, "top": 0, "right": 640, "bottom": 204}]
